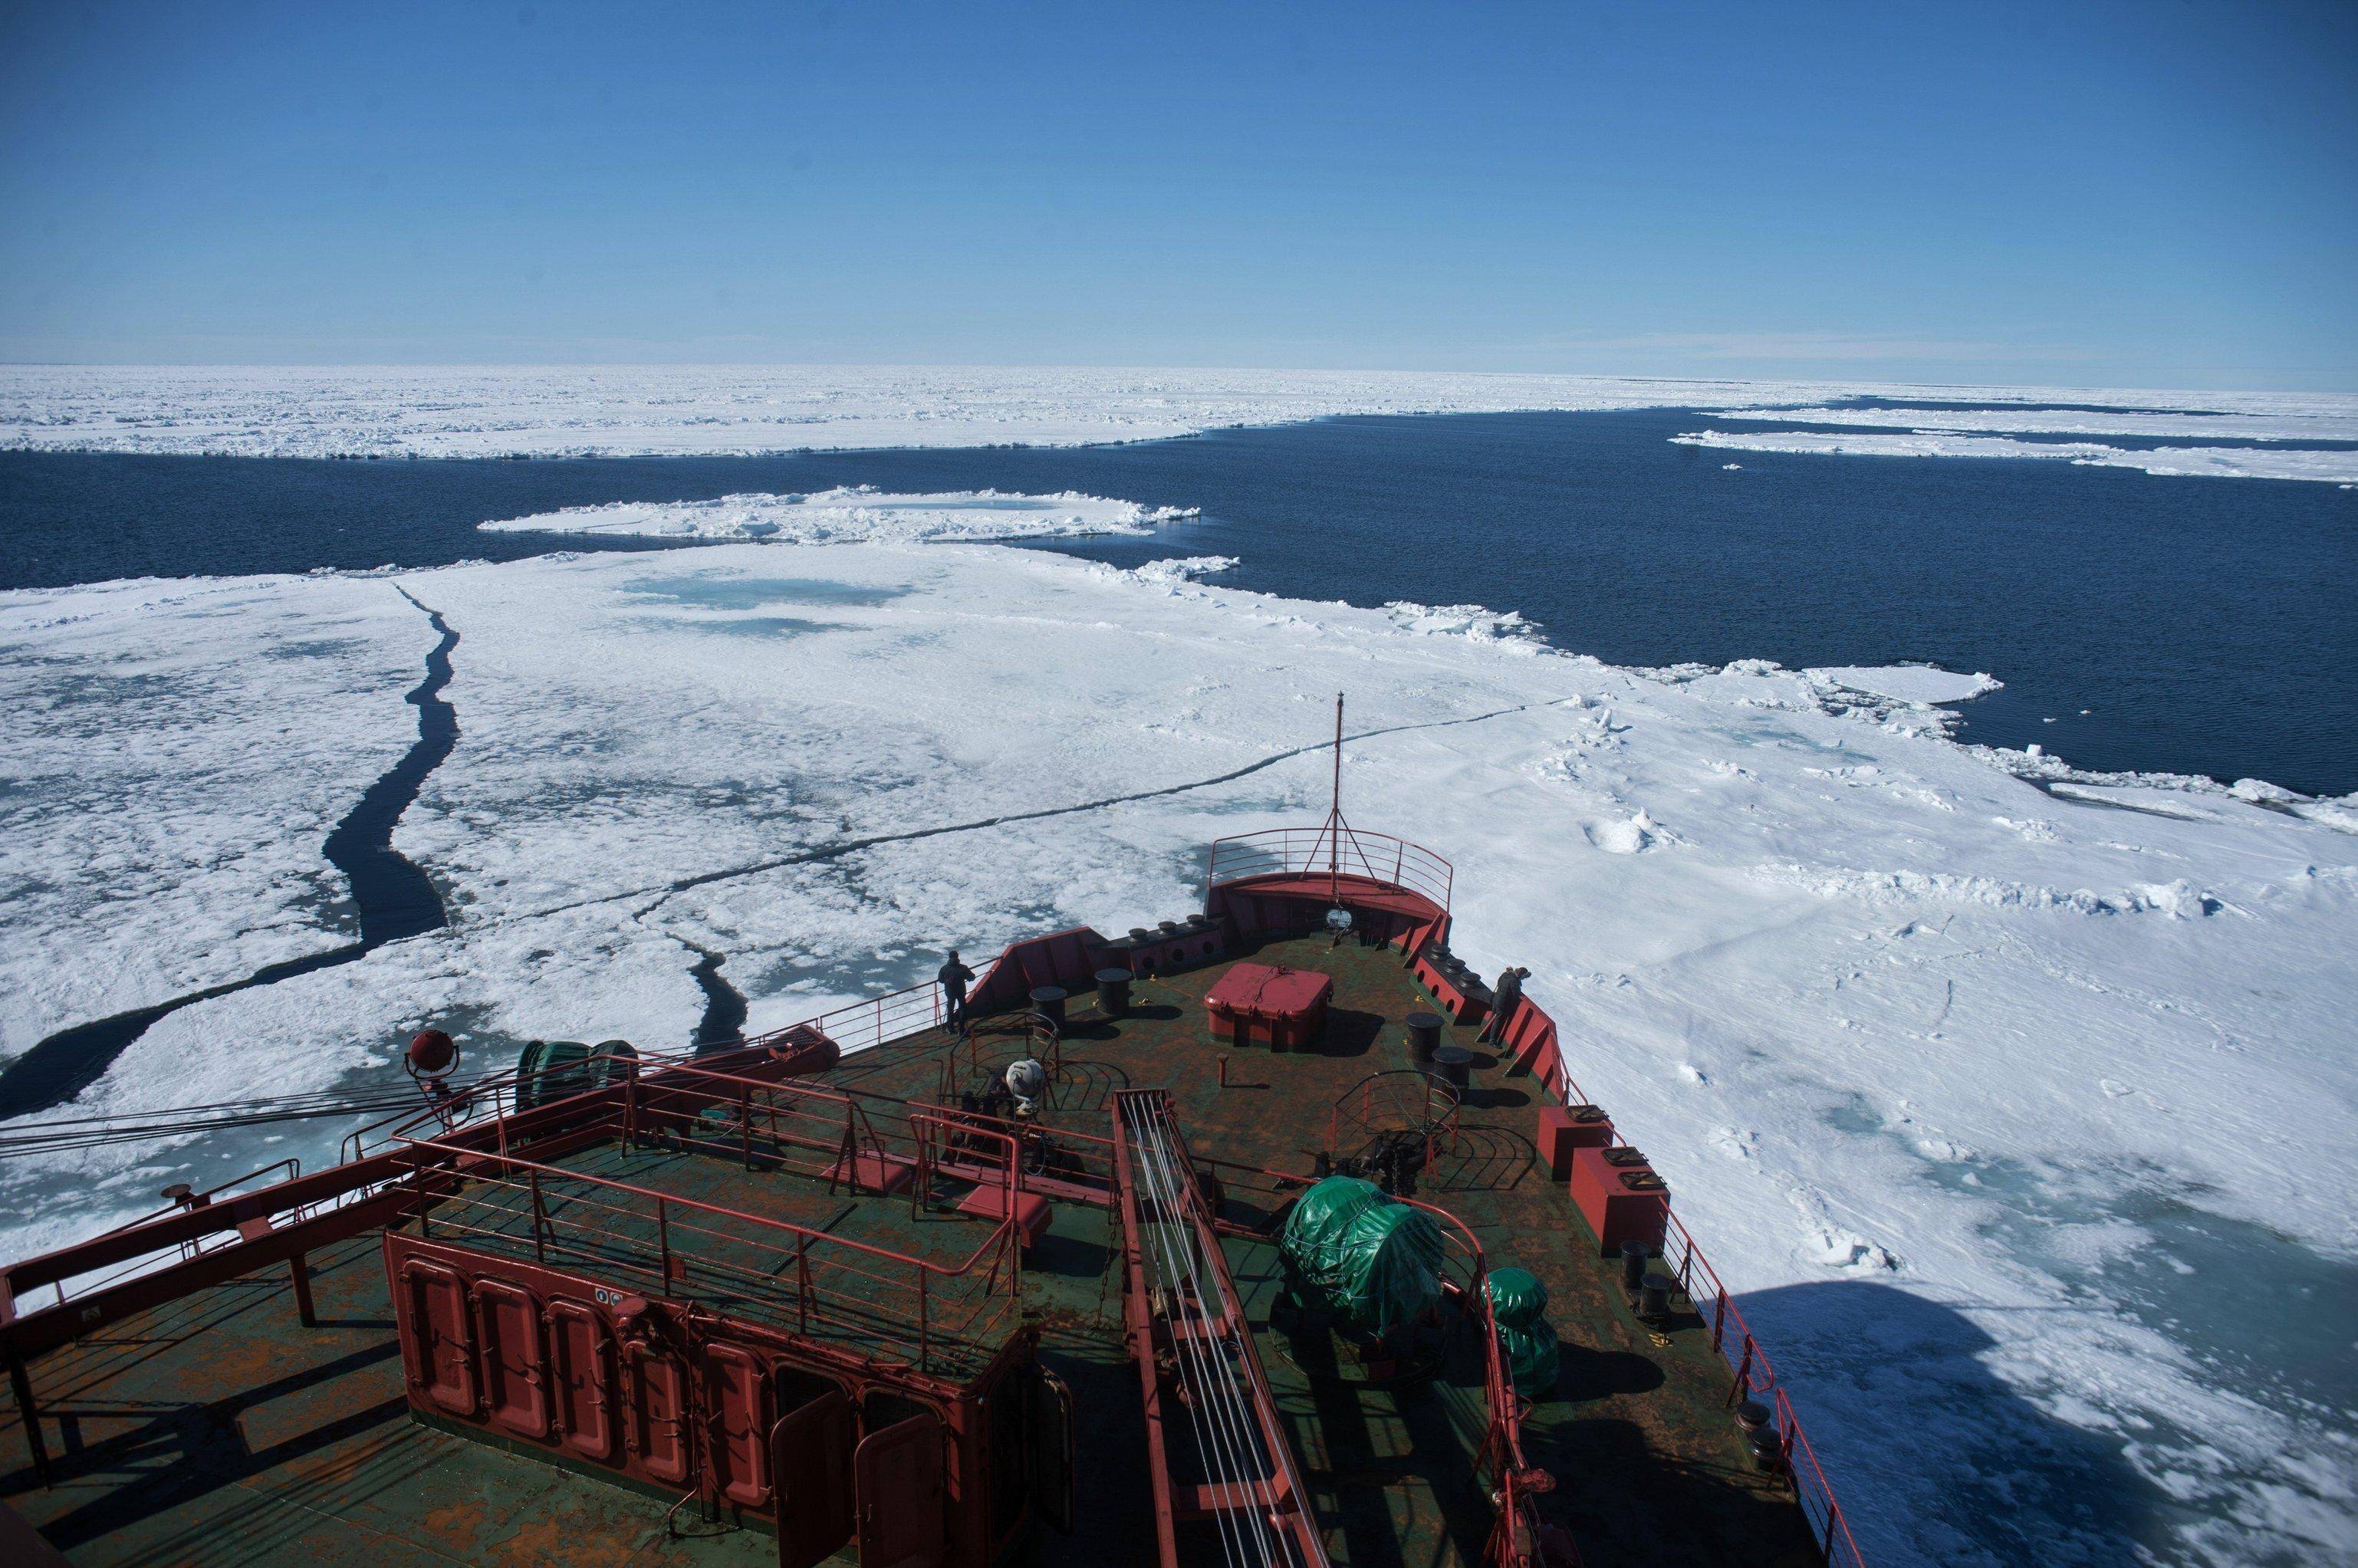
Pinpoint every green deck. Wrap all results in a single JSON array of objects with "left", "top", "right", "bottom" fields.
[{"left": 2, "top": 932, "right": 1823, "bottom": 1566}]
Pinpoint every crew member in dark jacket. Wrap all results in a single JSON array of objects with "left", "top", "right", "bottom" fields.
[
  {"left": 939, "top": 951, "right": 977, "bottom": 1027},
  {"left": 1478, "top": 965, "right": 1528, "bottom": 1044}
]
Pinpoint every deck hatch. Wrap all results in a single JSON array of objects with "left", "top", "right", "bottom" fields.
[{"left": 707, "top": 1340, "right": 772, "bottom": 1507}]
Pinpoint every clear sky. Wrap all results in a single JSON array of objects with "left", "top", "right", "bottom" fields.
[{"left": 3, "top": 1, "right": 2353, "bottom": 389}]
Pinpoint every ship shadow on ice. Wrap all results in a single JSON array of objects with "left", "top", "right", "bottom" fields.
[{"left": 1729, "top": 1279, "right": 2172, "bottom": 1566}]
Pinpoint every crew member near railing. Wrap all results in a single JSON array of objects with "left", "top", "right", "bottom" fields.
[
  {"left": 1477, "top": 965, "right": 1528, "bottom": 1044},
  {"left": 939, "top": 949, "right": 977, "bottom": 1026}
]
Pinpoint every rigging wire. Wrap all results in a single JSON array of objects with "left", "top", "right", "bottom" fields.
[
  {"left": 1137, "top": 1103, "right": 1297, "bottom": 1568},
  {"left": 1125, "top": 1094, "right": 1268, "bottom": 1568},
  {"left": 1124, "top": 1093, "right": 1304, "bottom": 1568}
]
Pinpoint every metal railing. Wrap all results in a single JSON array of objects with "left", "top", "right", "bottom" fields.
[
  {"left": 1112, "top": 1090, "right": 1331, "bottom": 1568},
  {"left": 1324, "top": 1068, "right": 1462, "bottom": 1175},
  {"left": 392, "top": 1087, "right": 1030, "bottom": 1377},
  {"left": 403, "top": 1146, "right": 1023, "bottom": 1377},
  {"left": 1385, "top": 1192, "right": 1546, "bottom": 1566},
  {"left": 36, "top": 1159, "right": 325, "bottom": 1304},
  {"left": 737, "top": 978, "right": 945, "bottom": 1058},
  {"left": 1206, "top": 827, "right": 1453, "bottom": 912}
]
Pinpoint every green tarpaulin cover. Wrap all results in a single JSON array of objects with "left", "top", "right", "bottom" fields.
[
  {"left": 1484, "top": 1266, "right": 1560, "bottom": 1397},
  {"left": 515, "top": 1037, "right": 636, "bottom": 1113},
  {"left": 1281, "top": 1175, "right": 1445, "bottom": 1335}
]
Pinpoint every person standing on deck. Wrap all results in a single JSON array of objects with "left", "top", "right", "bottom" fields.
[
  {"left": 1478, "top": 965, "right": 1528, "bottom": 1044},
  {"left": 939, "top": 950, "right": 977, "bottom": 1026}
]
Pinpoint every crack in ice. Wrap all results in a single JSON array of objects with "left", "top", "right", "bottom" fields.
[{"left": 0, "top": 585, "right": 462, "bottom": 1119}]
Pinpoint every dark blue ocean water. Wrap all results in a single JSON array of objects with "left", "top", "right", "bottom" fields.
[{"left": 2, "top": 408, "right": 2352, "bottom": 794}]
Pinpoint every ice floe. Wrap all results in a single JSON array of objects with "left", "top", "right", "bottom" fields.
[
  {"left": 1808, "top": 665, "right": 2002, "bottom": 705},
  {"left": 2, "top": 532, "right": 2355, "bottom": 1563},
  {"left": 481, "top": 485, "right": 1189, "bottom": 544},
  {"left": 1672, "top": 427, "right": 2358, "bottom": 484},
  {"left": 1699, "top": 403, "right": 2358, "bottom": 445}
]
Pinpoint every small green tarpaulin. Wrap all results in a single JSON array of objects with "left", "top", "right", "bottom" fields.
[
  {"left": 1281, "top": 1175, "right": 1445, "bottom": 1335},
  {"left": 1484, "top": 1266, "right": 1560, "bottom": 1398}
]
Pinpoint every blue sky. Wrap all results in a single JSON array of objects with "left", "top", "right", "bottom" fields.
[{"left": 3, "top": 2, "right": 2353, "bottom": 389}]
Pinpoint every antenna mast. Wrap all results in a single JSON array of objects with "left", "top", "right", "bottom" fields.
[{"left": 1327, "top": 693, "right": 1343, "bottom": 902}]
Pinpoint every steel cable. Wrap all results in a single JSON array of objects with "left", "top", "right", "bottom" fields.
[
  {"left": 1125, "top": 1096, "right": 1302, "bottom": 1568},
  {"left": 1124, "top": 1096, "right": 1269, "bottom": 1568},
  {"left": 1136, "top": 1106, "right": 1304, "bottom": 1568}
]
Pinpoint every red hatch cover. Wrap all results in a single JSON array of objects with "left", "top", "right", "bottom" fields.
[{"left": 1203, "top": 962, "right": 1334, "bottom": 1051}]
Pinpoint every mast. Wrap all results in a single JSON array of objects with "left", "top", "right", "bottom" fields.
[{"left": 1327, "top": 693, "right": 1343, "bottom": 903}]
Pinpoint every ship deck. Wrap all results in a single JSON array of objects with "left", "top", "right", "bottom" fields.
[{"left": 2, "top": 932, "right": 1822, "bottom": 1566}]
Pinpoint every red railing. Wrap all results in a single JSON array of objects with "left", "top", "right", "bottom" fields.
[
  {"left": 1325, "top": 1068, "right": 1462, "bottom": 1175},
  {"left": 398, "top": 1141, "right": 1024, "bottom": 1377},
  {"left": 1206, "top": 827, "right": 1453, "bottom": 912},
  {"left": 1389, "top": 1192, "right": 1548, "bottom": 1565},
  {"left": 1111, "top": 1090, "right": 1333, "bottom": 1568},
  {"left": 390, "top": 1070, "right": 1034, "bottom": 1376},
  {"left": 739, "top": 978, "right": 946, "bottom": 1058}
]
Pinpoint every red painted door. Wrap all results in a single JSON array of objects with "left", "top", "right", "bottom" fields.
[
  {"left": 400, "top": 1260, "right": 475, "bottom": 1416},
  {"left": 626, "top": 1343, "right": 692, "bottom": 1484},
  {"left": 706, "top": 1343, "right": 771, "bottom": 1508},
  {"left": 772, "top": 1388, "right": 854, "bottom": 1568},
  {"left": 856, "top": 1412, "right": 945, "bottom": 1568},
  {"left": 548, "top": 1298, "right": 615, "bottom": 1460},
  {"left": 473, "top": 1279, "right": 549, "bottom": 1439}
]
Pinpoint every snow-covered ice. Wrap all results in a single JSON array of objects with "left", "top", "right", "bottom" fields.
[
  {"left": 1697, "top": 403, "right": 2358, "bottom": 445},
  {"left": 1670, "top": 428, "right": 2358, "bottom": 484},
  {"left": 1808, "top": 665, "right": 2002, "bottom": 706},
  {"left": 8, "top": 361, "right": 2358, "bottom": 464},
  {"left": 0, "top": 363, "right": 1815, "bottom": 458},
  {"left": 0, "top": 573, "right": 427, "bottom": 1053},
  {"left": 481, "top": 486, "right": 1189, "bottom": 544},
  {"left": 3, "top": 521, "right": 2356, "bottom": 1565}
]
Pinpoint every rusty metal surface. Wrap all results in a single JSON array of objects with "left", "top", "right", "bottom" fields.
[{"left": 0, "top": 1232, "right": 781, "bottom": 1566}]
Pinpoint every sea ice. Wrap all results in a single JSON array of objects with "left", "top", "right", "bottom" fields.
[
  {"left": 0, "top": 363, "right": 1849, "bottom": 459},
  {"left": 1808, "top": 665, "right": 2003, "bottom": 705},
  {"left": 1670, "top": 428, "right": 2358, "bottom": 484},
  {"left": 1697, "top": 402, "right": 2358, "bottom": 445},
  {"left": 9, "top": 362, "right": 2357, "bottom": 462},
  {"left": 480, "top": 486, "right": 1188, "bottom": 544}
]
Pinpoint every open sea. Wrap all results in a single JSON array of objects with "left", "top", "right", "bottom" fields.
[{"left": 3, "top": 407, "right": 2352, "bottom": 794}]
